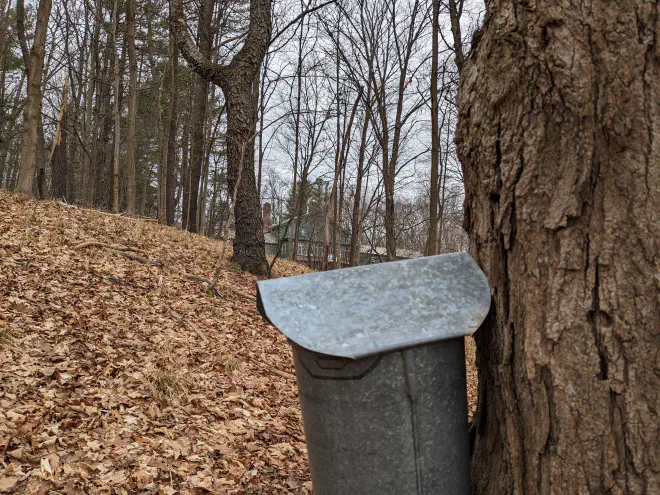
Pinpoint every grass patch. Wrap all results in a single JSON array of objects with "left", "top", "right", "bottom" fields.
[
  {"left": 0, "top": 325, "right": 13, "bottom": 346},
  {"left": 220, "top": 354, "right": 244, "bottom": 373},
  {"left": 149, "top": 370, "right": 188, "bottom": 402}
]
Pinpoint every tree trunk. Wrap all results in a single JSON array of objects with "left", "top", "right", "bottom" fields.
[
  {"left": 15, "top": 0, "right": 52, "bottom": 196},
  {"left": 349, "top": 87, "right": 371, "bottom": 267},
  {"left": 180, "top": 117, "right": 190, "bottom": 228},
  {"left": 426, "top": 0, "right": 440, "bottom": 256},
  {"left": 111, "top": 0, "right": 121, "bottom": 212},
  {"left": 198, "top": 83, "right": 216, "bottom": 234},
  {"left": 186, "top": 0, "right": 212, "bottom": 233},
  {"left": 290, "top": 15, "right": 304, "bottom": 261},
  {"left": 145, "top": 0, "right": 166, "bottom": 219},
  {"left": 447, "top": 0, "right": 464, "bottom": 72},
  {"left": 35, "top": 112, "right": 46, "bottom": 199},
  {"left": 0, "top": 73, "right": 25, "bottom": 188},
  {"left": 457, "top": 3, "right": 660, "bottom": 493},
  {"left": 256, "top": 53, "right": 269, "bottom": 200},
  {"left": 223, "top": 81, "right": 267, "bottom": 274},
  {"left": 125, "top": 0, "right": 137, "bottom": 214},
  {"left": 51, "top": 114, "right": 68, "bottom": 200},
  {"left": 171, "top": 0, "right": 270, "bottom": 274},
  {"left": 51, "top": 85, "right": 68, "bottom": 200},
  {"left": 165, "top": 31, "right": 178, "bottom": 226},
  {"left": 81, "top": 0, "right": 100, "bottom": 205}
]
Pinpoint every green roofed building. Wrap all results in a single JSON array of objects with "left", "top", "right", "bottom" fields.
[{"left": 262, "top": 203, "right": 421, "bottom": 269}]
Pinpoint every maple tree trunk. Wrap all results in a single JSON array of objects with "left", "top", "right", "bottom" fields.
[
  {"left": 0, "top": 73, "right": 24, "bottom": 188},
  {"left": 198, "top": 83, "right": 216, "bottom": 234},
  {"left": 94, "top": 30, "right": 112, "bottom": 209},
  {"left": 457, "top": 2, "right": 660, "bottom": 493},
  {"left": 447, "top": 0, "right": 464, "bottom": 72}
]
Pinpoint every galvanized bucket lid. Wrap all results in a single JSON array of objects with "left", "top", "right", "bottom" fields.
[{"left": 257, "top": 252, "right": 491, "bottom": 359}]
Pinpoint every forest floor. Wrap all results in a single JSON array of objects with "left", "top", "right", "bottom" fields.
[{"left": 0, "top": 189, "right": 477, "bottom": 494}]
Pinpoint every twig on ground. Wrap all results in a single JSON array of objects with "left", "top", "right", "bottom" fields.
[
  {"left": 184, "top": 319, "right": 209, "bottom": 344},
  {"left": 250, "top": 358, "right": 296, "bottom": 381},
  {"left": 76, "top": 241, "right": 162, "bottom": 266},
  {"left": 183, "top": 274, "right": 223, "bottom": 297},
  {"left": 74, "top": 241, "right": 149, "bottom": 256},
  {"left": 269, "top": 368, "right": 296, "bottom": 381},
  {"left": 184, "top": 273, "right": 256, "bottom": 301},
  {"left": 171, "top": 310, "right": 210, "bottom": 344},
  {"left": 108, "top": 249, "right": 164, "bottom": 266}
]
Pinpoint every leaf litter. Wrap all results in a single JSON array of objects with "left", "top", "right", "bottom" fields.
[{"left": 0, "top": 190, "right": 478, "bottom": 494}]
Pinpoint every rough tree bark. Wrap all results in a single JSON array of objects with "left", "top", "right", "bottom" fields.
[
  {"left": 15, "top": 0, "right": 52, "bottom": 195},
  {"left": 171, "top": 0, "right": 269, "bottom": 274},
  {"left": 457, "top": 2, "right": 660, "bottom": 493}
]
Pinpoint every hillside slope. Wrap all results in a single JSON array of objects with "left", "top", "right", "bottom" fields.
[
  {"left": 0, "top": 191, "right": 311, "bottom": 494},
  {"left": 0, "top": 190, "right": 477, "bottom": 494}
]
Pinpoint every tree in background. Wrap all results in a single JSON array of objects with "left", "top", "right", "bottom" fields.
[
  {"left": 458, "top": 1, "right": 660, "bottom": 492},
  {"left": 15, "top": 0, "right": 52, "bottom": 195},
  {"left": 125, "top": 0, "right": 137, "bottom": 214},
  {"left": 172, "top": 0, "right": 269, "bottom": 274},
  {"left": 0, "top": 0, "right": 480, "bottom": 273}
]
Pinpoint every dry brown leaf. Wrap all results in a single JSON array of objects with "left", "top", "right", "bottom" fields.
[{"left": 0, "top": 476, "right": 19, "bottom": 492}]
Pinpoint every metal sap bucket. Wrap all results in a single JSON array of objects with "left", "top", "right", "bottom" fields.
[{"left": 257, "top": 252, "right": 490, "bottom": 495}]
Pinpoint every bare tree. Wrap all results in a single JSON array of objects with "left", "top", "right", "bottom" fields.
[
  {"left": 111, "top": 0, "right": 121, "bottom": 212},
  {"left": 125, "top": 0, "right": 137, "bottom": 214},
  {"left": 165, "top": 22, "right": 179, "bottom": 226},
  {"left": 349, "top": 83, "right": 372, "bottom": 266},
  {"left": 446, "top": 0, "right": 464, "bottom": 71},
  {"left": 15, "top": 0, "right": 53, "bottom": 195},
  {"left": 426, "top": 0, "right": 440, "bottom": 255},
  {"left": 171, "top": 0, "right": 270, "bottom": 274}
]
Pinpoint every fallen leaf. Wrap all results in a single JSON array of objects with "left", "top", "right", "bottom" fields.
[
  {"left": 41, "top": 457, "right": 53, "bottom": 475},
  {"left": 0, "top": 476, "right": 19, "bottom": 492}
]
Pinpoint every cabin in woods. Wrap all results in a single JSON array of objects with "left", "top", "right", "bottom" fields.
[
  {"left": 264, "top": 209, "right": 352, "bottom": 269},
  {"left": 262, "top": 203, "right": 422, "bottom": 268}
]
